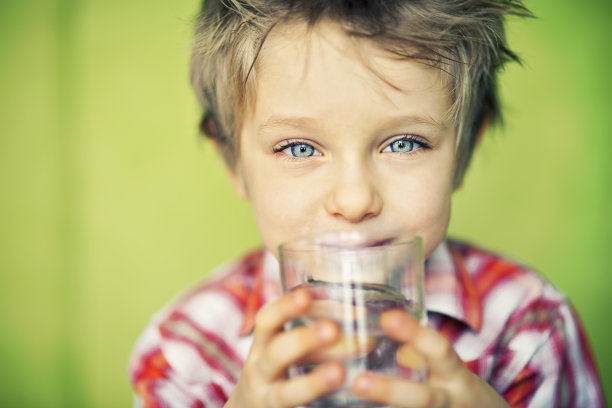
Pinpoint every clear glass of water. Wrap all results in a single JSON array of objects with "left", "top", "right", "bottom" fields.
[{"left": 278, "top": 231, "right": 426, "bottom": 407}]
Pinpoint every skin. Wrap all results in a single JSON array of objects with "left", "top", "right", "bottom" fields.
[{"left": 223, "top": 21, "right": 510, "bottom": 408}]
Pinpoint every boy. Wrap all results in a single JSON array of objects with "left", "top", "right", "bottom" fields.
[{"left": 129, "top": 0, "right": 604, "bottom": 406}]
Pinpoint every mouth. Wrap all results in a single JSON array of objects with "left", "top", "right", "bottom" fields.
[
  {"left": 311, "top": 230, "right": 407, "bottom": 250},
  {"left": 280, "top": 229, "right": 416, "bottom": 253},
  {"left": 362, "top": 237, "right": 395, "bottom": 247}
]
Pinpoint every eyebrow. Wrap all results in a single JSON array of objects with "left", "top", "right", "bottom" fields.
[
  {"left": 380, "top": 114, "right": 447, "bottom": 130},
  {"left": 257, "top": 113, "right": 447, "bottom": 135},
  {"left": 257, "top": 116, "right": 319, "bottom": 135}
]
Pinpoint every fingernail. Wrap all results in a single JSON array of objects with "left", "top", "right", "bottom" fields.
[
  {"left": 381, "top": 310, "right": 403, "bottom": 327},
  {"left": 382, "top": 310, "right": 414, "bottom": 333},
  {"left": 316, "top": 321, "right": 336, "bottom": 341},
  {"left": 292, "top": 289, "right": 309, "bottom": 308},
  {"left": 323, "top": 364, "right": 343, "bottom": 384},
  {"left": 352, "top": 374, "right": 372, "bottom": 394}
]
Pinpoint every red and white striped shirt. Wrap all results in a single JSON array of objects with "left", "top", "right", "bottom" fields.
[{"left": 128, "top": 240, "right": 604, "bottom": 407}]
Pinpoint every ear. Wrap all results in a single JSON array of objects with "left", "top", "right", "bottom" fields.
[
  {"left": 475, "top": 117, "right": 490, "bottom": 146},
  {"left": 453, "top": 118, "right": 490, "bottom": 191},
  {"left": 202, "top": 113, "right": 249, "bottom": 201},
  {"left": 211, "top": 139, "right": 249, "bottom": 201},
  {"left": 226, "top": 162, "right": 249, "bottom": 201}
]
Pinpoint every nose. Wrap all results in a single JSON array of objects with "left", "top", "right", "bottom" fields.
[{"left": 324, "top": 165, "right": 383, "bottom": 223}]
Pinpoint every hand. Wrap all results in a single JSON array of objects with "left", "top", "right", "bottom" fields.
[
  {"left": 350, "top": 310, "right": 511, "bottom": 408},
  {"left": 225, "top": 288, "right": 345, "bottom": 408}
]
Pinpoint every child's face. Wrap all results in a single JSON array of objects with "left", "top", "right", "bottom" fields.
[{"left": 231, "top": 22, "right": 456, "bottom": 258}]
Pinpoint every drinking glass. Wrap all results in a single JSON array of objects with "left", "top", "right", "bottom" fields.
[{"left": 278, "top": 231, "right": 426, "bottom": 407}]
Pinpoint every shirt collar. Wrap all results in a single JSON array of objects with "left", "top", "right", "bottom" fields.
[
  {"left": 425, "top": 240, "right": 482, "bottom": 332},
  {"left": 239, "top": 240, "right": 482, "bottom": 336},
  {"left": 238, "top": 250, "right": 282, "bottom": 336}
]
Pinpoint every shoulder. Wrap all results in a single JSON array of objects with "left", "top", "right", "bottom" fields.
[
  {"left": 441, "top": 239, "right": 570, "bottom": 363},
  {"left": 128, "top": 249, "right": 267, "bottom": 387},
  {"left": 150, "top": 249, "right": 266, "bottom": 327},
  {"left": 448, "top": 238, "right": 565, "bottom": 306},
  {"left": 446, "top": 240, "right": 604, "bottom": 405}
]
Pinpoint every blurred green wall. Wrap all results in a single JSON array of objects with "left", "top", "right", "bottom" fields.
[{"left": 0, "top": 0, "right": 609, "bottom": 406}]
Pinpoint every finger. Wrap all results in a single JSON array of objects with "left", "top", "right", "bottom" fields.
[
  {"left": 267, "top": 362, "right": 345, "bottom": 408},
  {"left": 396, "top": 343, "right": 427, "bottom": 371},
  {"left": 252, "top": 288, "right": 312, "bottom": 349},
  {"left": 260, "top": 319, "right": 340, "bottom": 379},
  {"left": 300, "top": 333, "right": 376, "bottom": 364},
  {"left": 381, "top": 310, "right": 463, "bottom": 376},
  {"left": 352, "top": 372, "right": 449, "bottom": 408},
  {"left": 308, "top": 299, "right": 367, "bottom": 321}
]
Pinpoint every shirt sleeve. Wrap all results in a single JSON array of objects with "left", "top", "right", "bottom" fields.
[
  {"left": 497, "top": 291, "right": 604, "bottom": 408},
  {"left": 128, "top": 322, "right": 232, "bottom": 408},
  {"left": 127, "top": 289, "right": 252, "bottom": 408},
  {"left": 128, "top": 251, "right": 265, "bottom": 408}
]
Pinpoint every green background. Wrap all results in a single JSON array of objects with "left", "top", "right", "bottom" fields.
[{"left": 0, "top": 0, "right": 610, "bottom": 406}]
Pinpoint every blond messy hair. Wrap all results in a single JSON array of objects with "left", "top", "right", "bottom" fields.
[{"left": 190, "top": 0, "right": 531, "bottom": 186}]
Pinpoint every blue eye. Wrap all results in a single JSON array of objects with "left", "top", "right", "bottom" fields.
[
  {"left": 290, "top": 144, "right": 316, "bottom": 157},
  {"left": 382, "top": 137, "right": 426, "bottom": 154},
  {"left": 389, "top": 139, "right": 415, "bottom": 153},
  {"left": 274, "top": 141, "right": 322, "bottom": 159}
]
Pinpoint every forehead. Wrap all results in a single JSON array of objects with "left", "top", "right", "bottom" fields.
[
  {"left": 242, "top": 23, "right": 454, "bottom": 140},
  {"left": 246, "top": 20, "right": 452, "bottom": 126}
]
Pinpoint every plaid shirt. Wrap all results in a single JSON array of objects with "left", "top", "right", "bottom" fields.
[{"left": 128, "top": 240, "right": 604, "bottom": 407}]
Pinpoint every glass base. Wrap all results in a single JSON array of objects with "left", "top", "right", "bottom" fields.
[{"left": 304, "top": 389, "right": 383, "bottom": 408}]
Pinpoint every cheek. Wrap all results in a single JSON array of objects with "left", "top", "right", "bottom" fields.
[
  {"left": 417, "top": 187, "right": 452, "bottom": 256},
  {"left": 246, "top": 168, "right": 324, "bottom": 250},
  {"left": 386, "top": 166, "right": 453, "bottom": 256}
]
